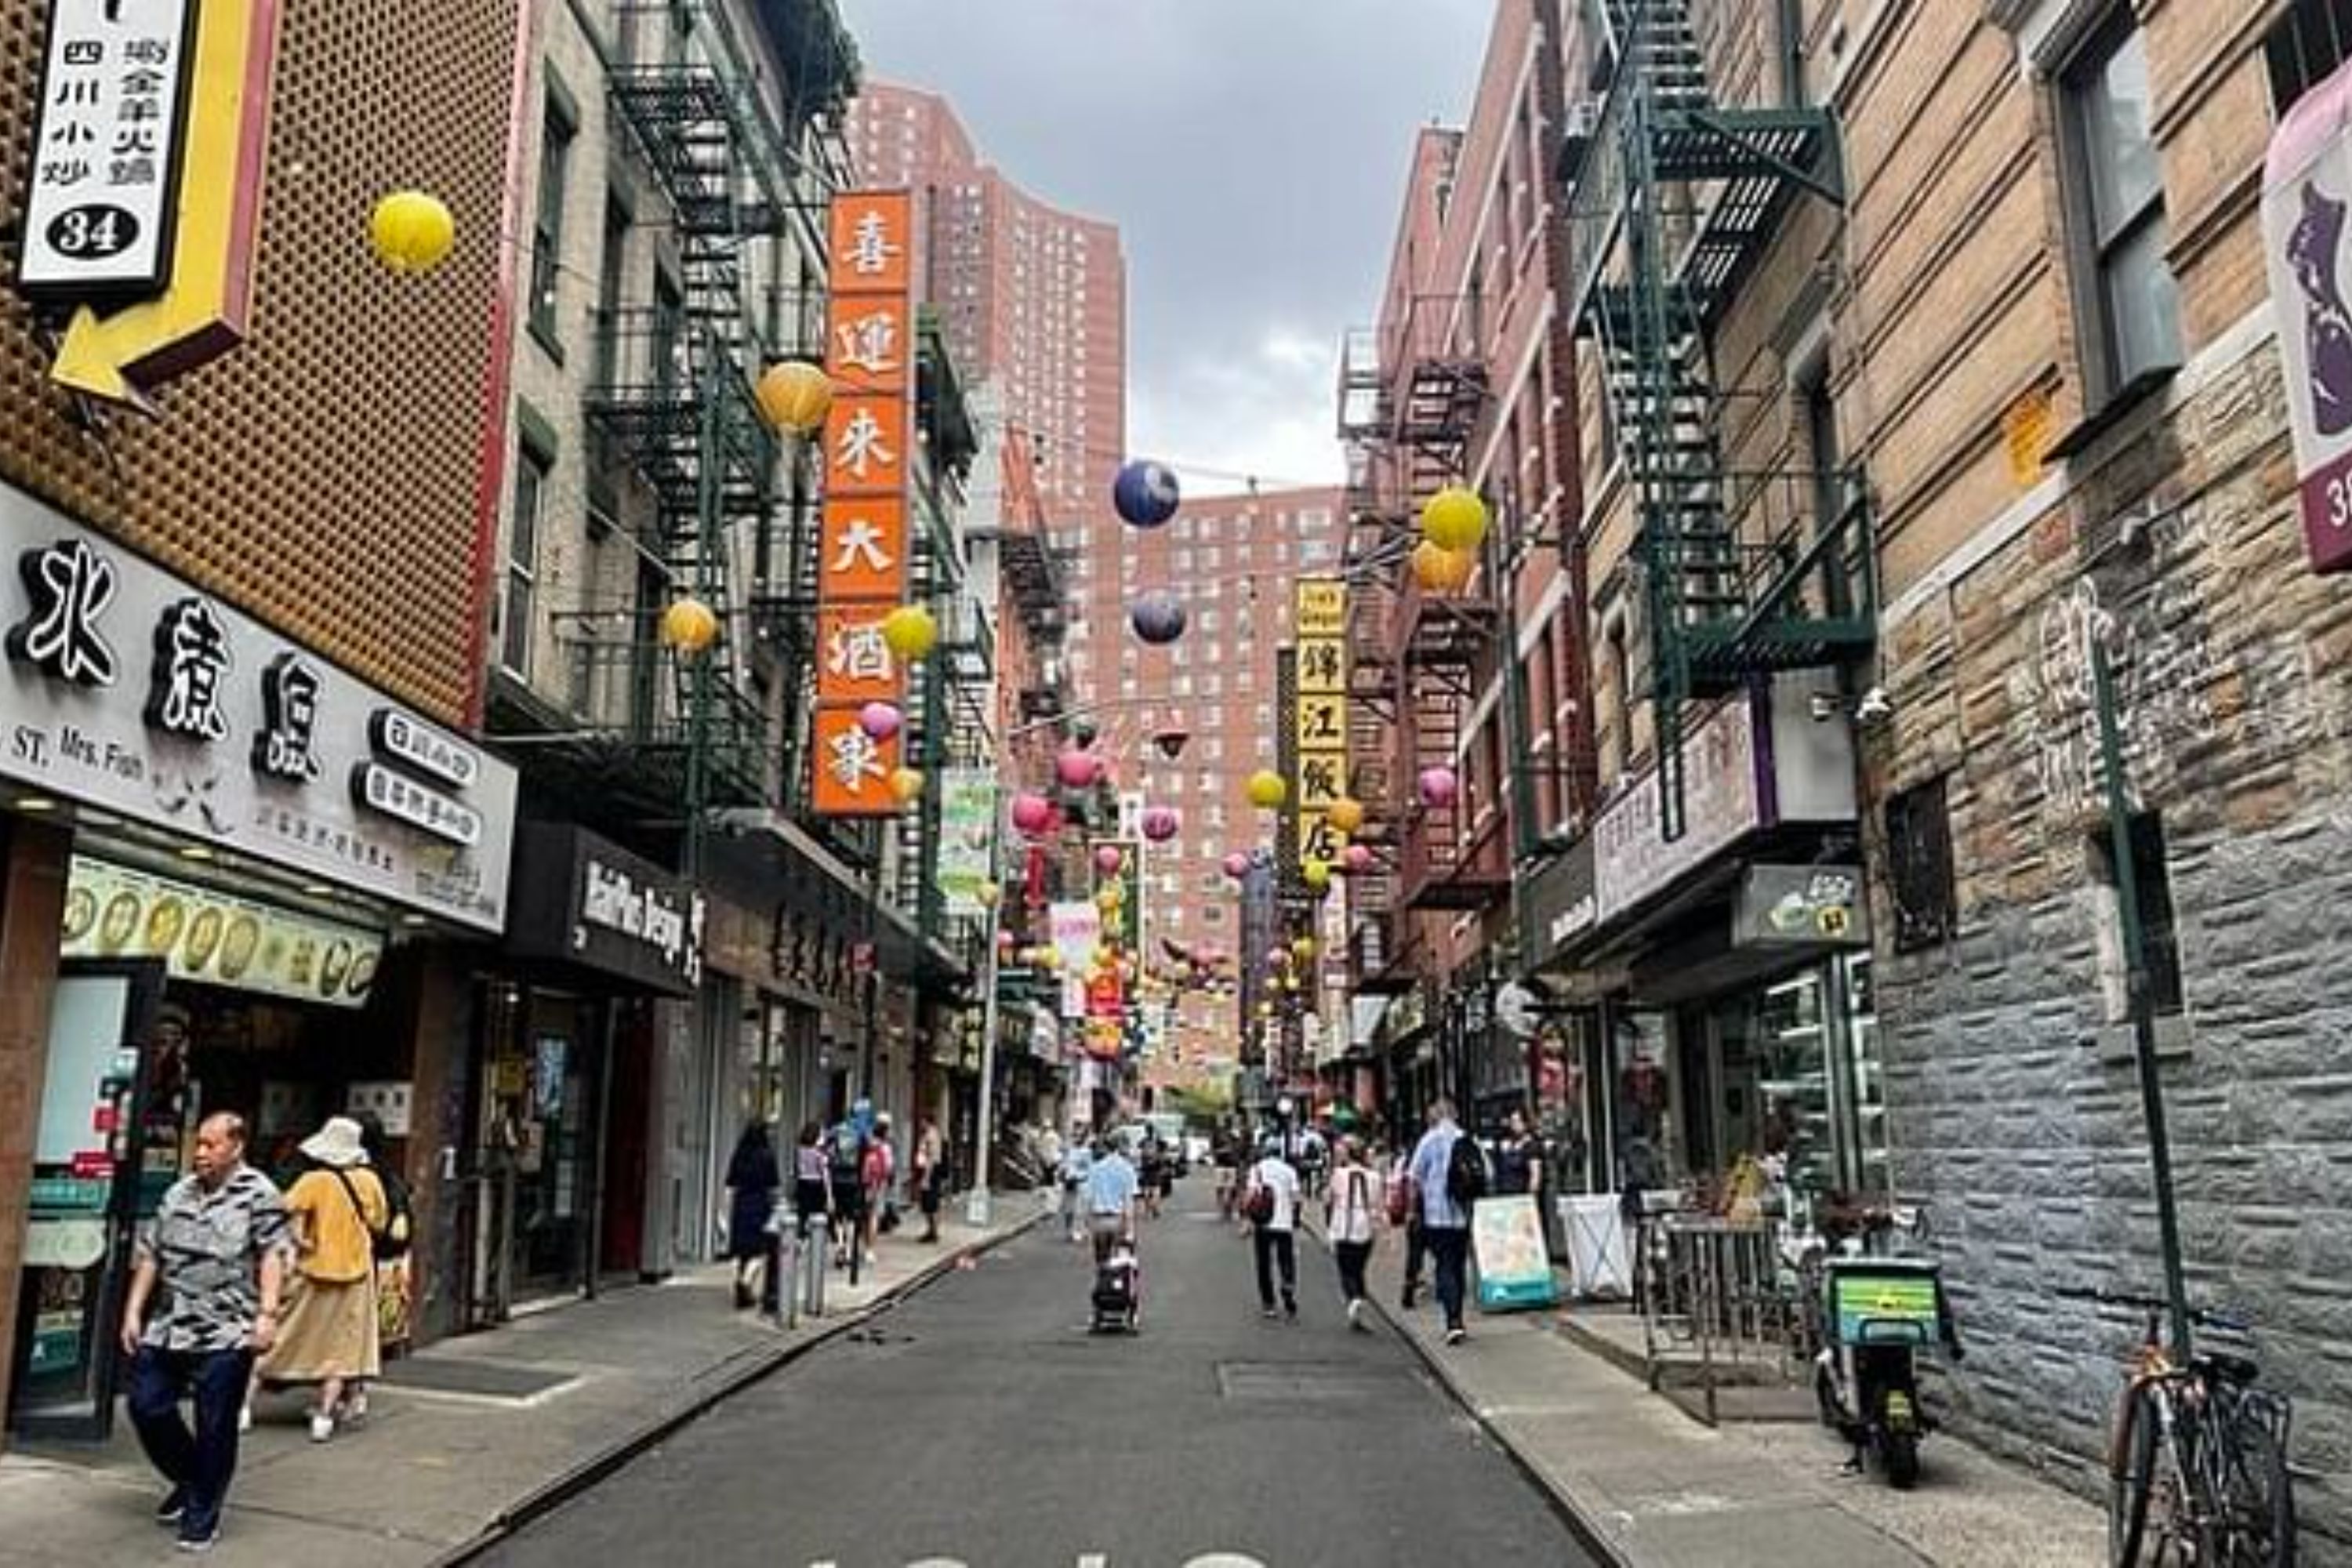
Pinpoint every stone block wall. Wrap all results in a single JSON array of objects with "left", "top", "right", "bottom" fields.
[{"left": 1871, "top": 332, "right": 2352, "bottom": 1549}]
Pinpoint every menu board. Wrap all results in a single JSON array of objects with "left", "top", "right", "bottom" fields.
[{"left": 60, "top": 857, "right": 384, "bottom": 1009}]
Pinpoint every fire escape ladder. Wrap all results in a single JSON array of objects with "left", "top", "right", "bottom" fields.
[{"left": 1569, "top": 0, "right": 1867, "bottom": 841}]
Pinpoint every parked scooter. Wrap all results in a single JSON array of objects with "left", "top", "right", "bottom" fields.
[{"left": 1810, "top": 1207, "right": 1962, "bottom": 1490}]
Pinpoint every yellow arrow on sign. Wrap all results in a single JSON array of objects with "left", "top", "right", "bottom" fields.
[{"left": 52, "top": 0, "right": 281, "bottom": 407}]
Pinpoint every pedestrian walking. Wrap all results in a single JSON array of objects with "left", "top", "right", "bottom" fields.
[
  {"left": 1244, "top": 1136, "right": 1301, "bottom": 1320},
  {"left": 860, "top": 1112, "right": 898, "bottom": 1263},
  {"left": 1058, "top": 1134, "right": 1094, "bottom": 1243},
  {"left": 826, "top": 1120, "right": 866, "bottom": 1268},
  {"left": 777, "top": 1121, "right": 832, "bottom": 1313},
  {"left": 1387, "top": 1144, "right": 1427, "bottom": 1309},
  {"left": 251, "top": 1116, "right": 387, "bottom": 1445},
  {"left": 1407, "top": 1098, "right": 1477, "bottom": 1345},
  {"left": 1082, "top": 1136, "right": 1138, "bottom": 1265},
  {"left": 1494, "top": 1108, "right": 1542, "bottom": 1198},
  {"left": 912, "top": 1115, "right": 947, "bottom": 1243},
  {"left": 724, "top": 1120, "right": 781, "bottom": 1310},
  {"left": 1138, "top": 1131, "right": 1167, "bottom": 1220},
  {"left": 339, "top": 1112, "right": 412, "bottom": 1425},
  {"left": 1325, "top": 1135, "right": 1380, "bottom": 1330},
  {"left": 121, "top": 1112, "right": 289, "bottom": 1553}
]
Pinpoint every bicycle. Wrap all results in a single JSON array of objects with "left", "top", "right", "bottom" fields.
[{"left": 2089, "top": 1288, "right": 2296, "bottom": 1567}]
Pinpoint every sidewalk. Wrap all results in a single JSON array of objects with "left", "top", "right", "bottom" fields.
[
  {"left": 0, "top": 1193, "right": 1049, "bottom": 1568},
  {"left": 1314, "top": 1217, "right": 2107, "bottom": 1568}
]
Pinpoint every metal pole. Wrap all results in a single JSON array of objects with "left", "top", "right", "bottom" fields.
[
  {"left": 967, "top": 793, "right": 1006, "bottom": 1229},
  {"left": 2089, "top": 633, "right": 2193, "bottom": 1356}
]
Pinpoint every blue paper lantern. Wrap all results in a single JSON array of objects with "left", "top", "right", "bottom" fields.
[
  {"left": 1129, "top": 590, "right": 1187, "bottom": 645},
  {"left": 1113, "top": 459, "right": 1181, "bottom": 528}
]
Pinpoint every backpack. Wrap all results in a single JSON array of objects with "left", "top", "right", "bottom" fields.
[
  {"left": 332, "top": 1166, "right": 411, "bottom": 1262},
  {"left": 1384, "top": 1169, "right": 1414, "bottom": 1228},
  {"left": 1244, "top": 1181, "right": 1276, "bottom": 1225},
  {"left": 1444, "top": 1134, "right": 1488, "bottom": 1207}
]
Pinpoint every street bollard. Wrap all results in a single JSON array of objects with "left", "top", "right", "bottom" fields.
[{"left": 800, "top": 1214, "right": 828, "bottom": 1319}]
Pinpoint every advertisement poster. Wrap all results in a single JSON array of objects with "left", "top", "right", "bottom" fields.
[
  {"left": 1472, "top": 1193, "right": 1559, "bottom": 1312},
  {"left": 937, "top": 769, "right": 998, "bottom": 915},
  {"left": 60, "top": 856, "right": 384, "bottom": 1009}
]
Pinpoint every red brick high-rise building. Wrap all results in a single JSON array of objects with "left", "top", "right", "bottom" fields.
[{"left": 847, "top": 82, "right": 1126, "bottom": 535}]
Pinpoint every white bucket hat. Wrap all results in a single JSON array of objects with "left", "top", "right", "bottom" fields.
[{"left": 299, "top": 1115, "right": 368, "bottom": 1169}]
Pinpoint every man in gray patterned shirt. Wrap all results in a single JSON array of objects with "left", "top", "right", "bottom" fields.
[{"left": 119, "top": 1112, "right": 288, "bottom": 1554}]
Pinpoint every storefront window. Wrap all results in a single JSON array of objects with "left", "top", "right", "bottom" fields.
[
  {"left": 1751, "top": 973, "right": 1835, "bottom": 1232},
  {"left": 1609, "top": 1010, "right": 1672, "bottom": 1192},
  {"left": 1837, "top": 954, "right": 1890, "bottom": 1200}
]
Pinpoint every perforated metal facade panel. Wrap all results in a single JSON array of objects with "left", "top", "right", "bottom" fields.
[{"left": 0, "top": 0, "right": 523, "bottom": 727}]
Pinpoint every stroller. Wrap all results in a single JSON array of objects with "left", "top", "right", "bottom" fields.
[{"left": 1090, "top": 1237, "right": 1142, "bottom": 1334}]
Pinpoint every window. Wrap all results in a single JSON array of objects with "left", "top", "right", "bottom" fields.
[
  {"left": 2061, "top": 18, "right": 2182, "bottom": 400},
  {"left": 530, "top": 94, "right": 576, "bottom": 353},
  {"left": 503, "top": 445, "right": 549, "bottom": 677},
  {"left": 2092, "top": 811, "right": 2186, "bottom": 1017},
  {"left": 1885, "top": 775, "right": 1957, "bottom": 953},
  {"left": 2269, "top": 0, "right": 2352, "bottom": 113}
]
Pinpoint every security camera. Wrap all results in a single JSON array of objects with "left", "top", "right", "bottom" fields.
[{"left": 1854, "top": 686, "right": 1893, "bottom": 725}]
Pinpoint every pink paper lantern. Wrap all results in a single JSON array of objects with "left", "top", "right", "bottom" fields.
[
  {"left": 1221, "top": 851, "right": 1249, "bottom": 880},
  {"left": 1056, "top": 748, "right": 1099, "bottom": 789},
  {"left": 1344, "top": 843, "right": 1374, "bottom": 873},
  {"left": 1142, "top": 805, "right": 1180, "bottom": 843},
  {"left": 1011, "top": 792, "right": 1054, "bottom": 835},
  {"left": 856, "top": 700, "right": 902, "bottom": 741},
  {"left": 1418, "top": 764, "right": 1460, "bottom": 808},
  {"left": 1094, "top": 844, "right": 1125, "bottom": 875}
]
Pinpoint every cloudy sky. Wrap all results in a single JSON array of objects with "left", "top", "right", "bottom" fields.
[{"left": 834, "top": 0, "right": 1494, "bottom": 496}]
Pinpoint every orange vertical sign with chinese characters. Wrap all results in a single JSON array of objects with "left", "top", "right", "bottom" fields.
[{"left": 815, "top": 189, "right": 916, "bottom": 817}]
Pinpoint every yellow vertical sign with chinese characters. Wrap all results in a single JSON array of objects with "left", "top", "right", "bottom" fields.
[
  {"left": 813, "top": 190, "right": 913, "bottom": 816},
  {"left": 1294, "top": 579, "right": 1348, "bottom": 869}
]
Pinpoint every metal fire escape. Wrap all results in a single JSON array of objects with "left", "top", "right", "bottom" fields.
[
  {"left": 578, "top": 1, "right": 856, "bottom": 819},
  {"left": 1565, "top": 0, "right": 1872, "bottom": 839},
  {"left": 1336, "top": 289, "right": 1508, "bottom": 979}
]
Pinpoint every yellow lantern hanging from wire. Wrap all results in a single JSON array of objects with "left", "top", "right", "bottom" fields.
[
  {"left": 1301, "top": 858, "right": 1331, "bottom": 893},
  {"left": 1421, "top": 485, "right": 1489, "bottom": 553},
  {"left": 659, "top": 597, "right": 719, "bottom": 656},
  {"left": 1292, "top": 935, "right": 1319, "bottom": 962},
  {"left": 880, "top": 604, "right": 938, "bottom": 662},
  {"left": 1327, "top": 797, "right": 1365, "bottom": 836},
  {"left": 1246, "top": 769, "right": 1287, "bottom": 810},
  {"left": 888, "top": 767, "right": 924, "bottom": 804},
  {"left": 369, "top": 190, "right": 456, "bottom": 275},
  {"left": 1412, "top": 539, "right": 1476, "bottom": 594},
  {"left": 755, "top": 360, "right": 833, "bottom": 435}
]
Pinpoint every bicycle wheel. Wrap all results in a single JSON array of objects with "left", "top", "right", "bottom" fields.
[
  {"left": 2110, "top": 1384, "right": 2158, "bottom": 1568},
  {"left": 2215, "top": 1399, "right": 2295, "bottom": 1568}
]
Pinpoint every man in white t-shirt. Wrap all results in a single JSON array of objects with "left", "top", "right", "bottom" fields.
[{"left": 1244, "top": 1138, "right": 1302, "bottom": 1320}]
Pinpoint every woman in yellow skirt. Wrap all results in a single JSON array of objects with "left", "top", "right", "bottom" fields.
[{"left": 255, "top": 1116, "right": 387, "bottom": 1442}]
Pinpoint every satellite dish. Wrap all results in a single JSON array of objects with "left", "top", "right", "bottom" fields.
[{"left": 1496, "top": 981, "right": 1543, "bottom": 1040}]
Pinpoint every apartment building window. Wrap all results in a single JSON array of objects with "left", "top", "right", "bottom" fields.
[
  {"left": 529, "top": 83, "right": 577, "bottom": 355},
  {"left": 503, "top": 438, "right": 550, "bottom": 679},
  {"left": 1885, "top": 775, "right": 1957, "bottom": 953},
  {"left": 2269, "top": 0, "right": 2352, "bottom": 111},
  {"left": 2060, "top": 16, "right": 2182, "bottom": 405},
  {"left": 2091, "top": 811, "right": 2186, "bottom": 1016}
]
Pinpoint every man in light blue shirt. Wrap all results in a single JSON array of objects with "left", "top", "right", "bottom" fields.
[
  {"left": 1407, "top": 1099, "right": 1475, "bottom": 1344},
  {"left": 1082, "top": 1138, "right": 1138, "bottom": 1264}
]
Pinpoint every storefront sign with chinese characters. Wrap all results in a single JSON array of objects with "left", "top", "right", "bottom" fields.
[
  {"left": 1292, "top": 578, "right": 1350, "bottom": 869},
  {"left": 18, "top": 0, "right": 198, "bottom": 298},
  {"left": 813, "top": 188, "right": 915, "bottom": 816},
  {"left": 0, "top": 495, "right": 517, "bottom": 929},
  {"left": 1593, "top": 694, "right": 1761, "bottom": 922},
  {"left": 1736, "top": 862, "right": 1870, "bottom": 948}
]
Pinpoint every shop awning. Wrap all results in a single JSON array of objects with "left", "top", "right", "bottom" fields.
[{"left": 708, "top": 808, "right": 971, "bottom": 991}]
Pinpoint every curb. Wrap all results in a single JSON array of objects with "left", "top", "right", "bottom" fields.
[
  {"left": 430, "top": 1206, "right": 1048, "bottom": 1565},
  {"left": 1301, "top": 1218, "right": 1636, "bottom": 1568}
]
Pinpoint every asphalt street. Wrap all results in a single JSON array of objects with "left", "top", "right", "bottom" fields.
[{"left": 476, "top": 1178, "right": 1599, "bottom": 1568}]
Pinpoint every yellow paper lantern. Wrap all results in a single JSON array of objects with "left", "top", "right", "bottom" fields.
[
  {"left": 976, "top": 882, "right": 1001, "bottom": 909},
  {"left": 755, "top": 360, "right": 833, "bottom": 435},
  {"left": 1302, "top": 858, "right": 1331, "bottom": 892},
  {"left": 1246, "top": 769, "right": 1287, "bottom": 810},
  {"left": 1095, "top": 886, "right": 1123, "bottom": 913},
  {"left": 659, "top": 597, "right": 720, "bottom": 655},
  {"left": 889, "top": 766, "right": 924, "bottom": 804},
  {"left": 1421, "top": 485, "right": 1489, "bottom": 553},
  {"left": 1292, "top": 936, "right": 1319, "bottom": 962},
  {"left": 1257, "top": 1000, "right": 1275, "bottom": 1019},
  {"left": 369, "top": 190, "right": 456, "bottom": 275},
  {"left": 1412, "top": 540, "right": 1476, "bottom": 593},
  {"left": 1036, "top": 947, "right": 1061, "bottom": 972},
  {"left": 1093, "top": 945, "right": 1117, "bottom": 969},
  {"left": 880, "top": 604, "right": 938, "bottom": 662},
  {"left": 1327, "top": 797, "right": 1365, "bottom": 836}
]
